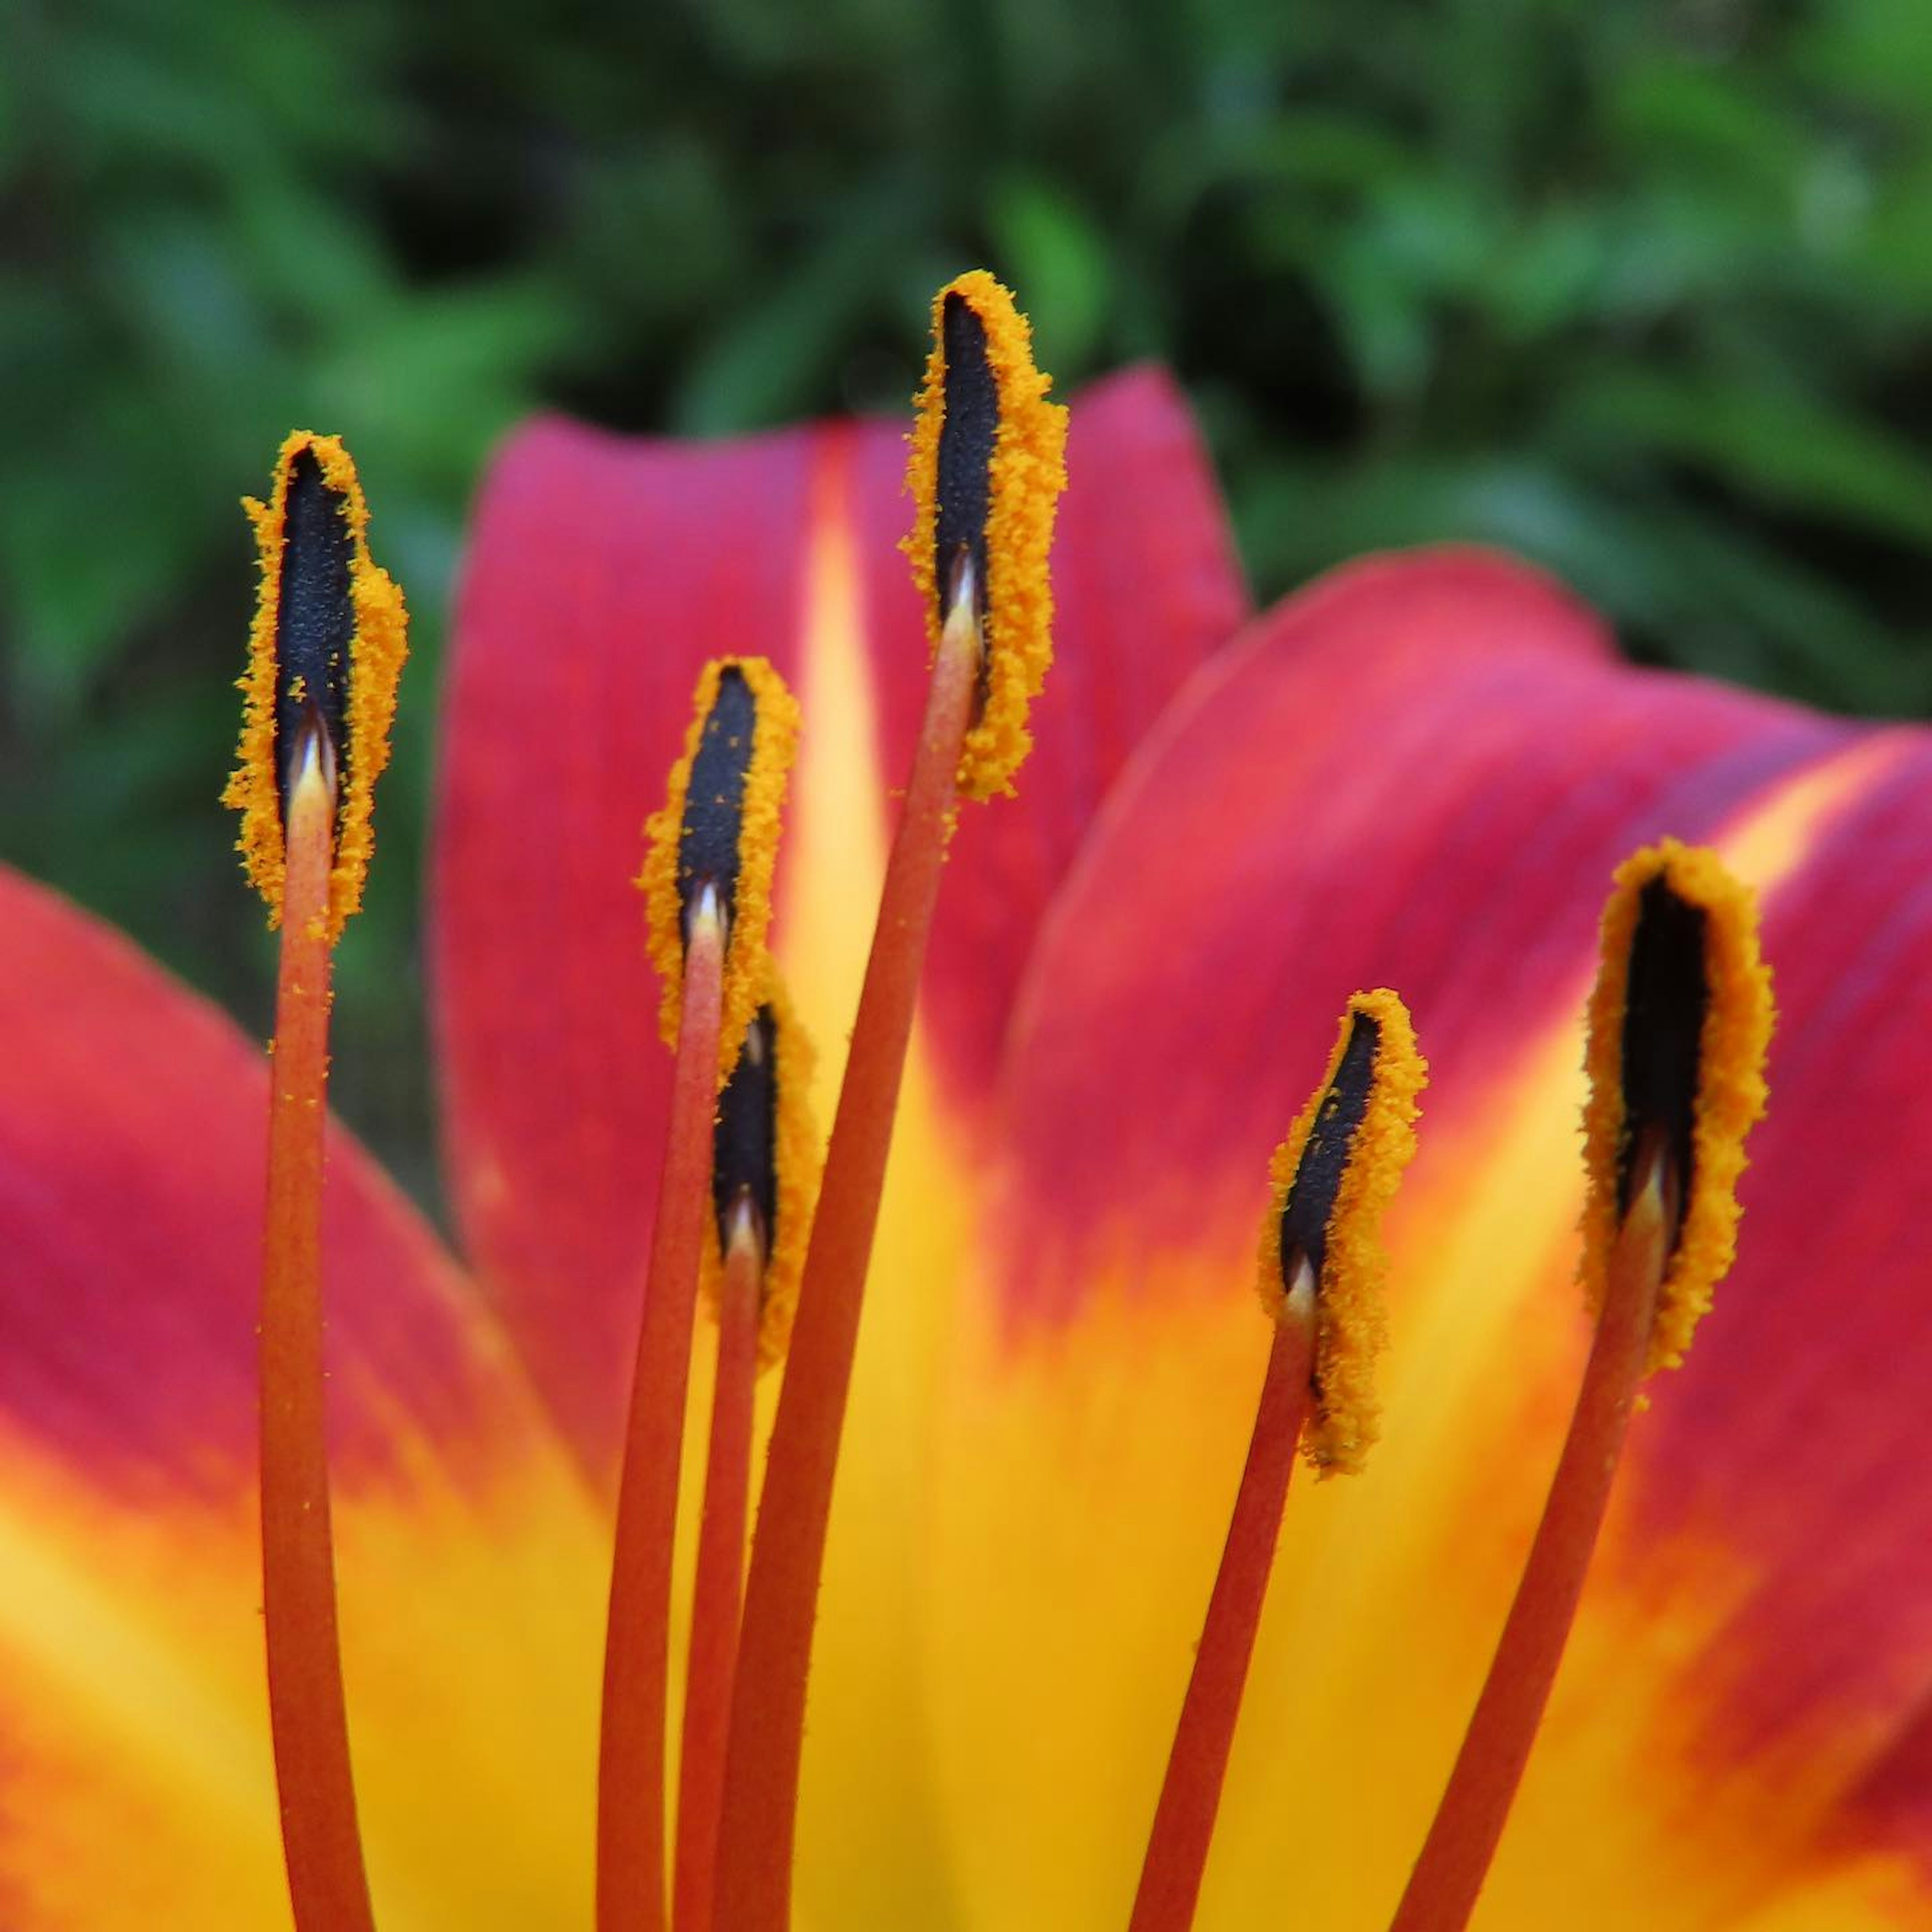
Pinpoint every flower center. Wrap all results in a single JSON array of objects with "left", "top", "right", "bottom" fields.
[{"left": 238, "top": 280, "right": 1770, "bottom": 1932}]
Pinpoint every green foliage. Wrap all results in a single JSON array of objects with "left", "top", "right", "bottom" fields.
[{"left": 6, "top": 0, "right": 1931, "bottom": 1189}]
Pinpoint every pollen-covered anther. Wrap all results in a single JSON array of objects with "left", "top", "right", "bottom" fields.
[
  {"left": 1579, "top": 838, "right": 1773, "bottom": 1375},
  {"left": 705, "top": 977, "right": 821, "bottom": 1367},
  {"left": 903, "top": 269, "right": 1069, "bottom": 799},
  {"left": 637, "top": 657, "right": 801, "bottom": 1081},
  {"left": 1257, "top": 988, "right": 1427, "bottom": 1476},
  {"left": 222, "top": 430, "right": 408, "bottom": 943}
]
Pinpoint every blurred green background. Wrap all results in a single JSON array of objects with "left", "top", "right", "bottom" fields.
[{"left": 6, "top": 0, "right": 1931, "bottom": 1201}]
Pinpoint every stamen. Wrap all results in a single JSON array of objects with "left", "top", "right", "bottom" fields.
[
  {"left": 223, "top": 430, "right": 407, "bottom": 943},
  {"left": 603, "top": 660, "right": 799, "bottom": 1932},
  {"left": 238, "top": 431, "right": 403, "bottom": 1931},
  {"left": 599, "top": 884, "right": 726, "bottom": 1932},
  {"left": 1389, "top": 844, "right": 1770, "bottom": 1932},
  {"left": 676, "top": 988, "right": 819, "bottom": 1932},
  {"left": 712, "top": 557, "right": 998, "bottom": 1932},
  {"left": 1130, "top": 995, "right": 1423, "bottom": 1932},
  {"left": 674, "top": 1198, "right": 763, "bottom": 1932},
  {"left": 258, "top": 716, "right": 377, "bottom": 1932},
  {"left": 902, "top": 269, "right": 1069, "bottom": 799}
]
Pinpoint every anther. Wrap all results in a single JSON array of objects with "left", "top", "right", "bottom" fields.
[
  {"left": 712, "top": 1006, "right": 779, "bottom": 1279},
  {"left": 273, "top": 449, "right": 355, "bottom": 827},
  {"left": 901, "top": 268, "right": 1068, "bottom": 799},
  {"left": 639, "top": 658, "right": 801, "bottom": 1084},
  {"left": 680, "top": 673, "right": 757, "bottom": 943},
  {"left": 224, "top": 430, "right": 408, "bottom": 941},
  {"left": 935, "top": 290, "right": 997, "bottom": 628},
  {"left": 1259, "top": 989, "right": 1427, "bottom": 1475},
  {"left": 1579, "top": 838, "right": 1773, "bottom": 1372}
]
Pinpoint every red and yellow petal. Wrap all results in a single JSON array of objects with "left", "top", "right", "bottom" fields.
[
  {"left": 907, "top": 551, "right": 1929, "bottom": 1926},
  {"left": 0, "top": 869, "right": 607, "bottom": 1926},
  {"left": 434, "top": 366, "right": 1248, "bottom": 1479}
]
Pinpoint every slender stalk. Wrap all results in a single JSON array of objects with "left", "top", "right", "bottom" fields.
[
  {"left": 1129, "top": 1287, "right": 1316, "bottom": 1932},
  {"left": 711, "top": 577, "right": 981, "bottom": 1932},
  {"left": 598, "top": 893, "right": 728, "bottom": 1932},
  {"left": 1387, "top": 1156, "right": 1671, "bottom": 1932},
  {"left": 673, "top": 1210, "right": 764, "bottom": 1932},
  {"left": 259, "top": 728, "right": 376, "bottom": 1932}
]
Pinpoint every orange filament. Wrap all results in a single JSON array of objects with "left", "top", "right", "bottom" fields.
[
  {"left": 1387, "top": 1142, "right": 1673, "bottom": 1932},
  {"left": 258, "top": 725, "right": 376, "bottom": 1932},
  {"left": 598, "top": 890, "right": 728, "bottom": 1932},
  {"left": 710, "top": 565, "right": 984, "bottom": 1932},
  {"left": 674, "top": 1206, "right": 764, "bottom": 1932},
  {"left": 1129, "top": 1273, "right": 1317, "bottom": 1932}
]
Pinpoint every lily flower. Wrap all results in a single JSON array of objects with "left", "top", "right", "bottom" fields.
[{"left": 2, "top": 276, "right": 1928, "bottom": 1932}]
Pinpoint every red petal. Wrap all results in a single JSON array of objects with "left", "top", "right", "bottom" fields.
[
  {"left": 0, "top": 866, "right": 502, "bottom": 1479},
  {"left": 0, "top": 866, "right": 610, "bottom": 1923},
  {"left": 996, "top": 547, "right": 1858, "bottom": 1312},
  {"left": 434, "top": 371, "right": 1246, "bottom": 1470}
]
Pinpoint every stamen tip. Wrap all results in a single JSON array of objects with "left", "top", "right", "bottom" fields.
[
  {"left": 704, "top": 981, "right": 821, "bottom": 1369},
  {"left": 1257, "top": 989, "right": 1427, "bottom": 1477},
  {"left": 903, "top": 270, "right": 1068, "bottom": 802},
  {"left": 1580, "top": 839, "right": 1773, "bottom": 1375},
  {"left": 638, "top": 658, "right": 802, "bottom": 1078},
  {"left": 222, "top": 430, "right": 407, "bottom": 943}
]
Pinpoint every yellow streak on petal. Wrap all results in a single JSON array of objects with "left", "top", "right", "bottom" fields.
[
  {"left": 1721, "top": 729, "right": 1913, "bottom": 883},
  {"left": 0, "top": 1463, "right": 284, "bottom": 1923},
  {"left": 221, "top": 430, "right": 408, "bottom": 943},
  {"left": 919, "top": 738, "right": 1921, "bottom": 1929},
  {"left": 0, "top": 1414, "right": 608, "bottom": 1929}
]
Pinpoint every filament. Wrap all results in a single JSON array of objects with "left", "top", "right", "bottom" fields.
[
  {"left": 1387, "top": 1140, "right": 1673, "bottom": 1932},
  {"left": 258, "top": 720, "right": 377, "bottom": 1932},
  {"left": 598, "top": 888, "right": 728, "bottom": 1932},
  {"left": 1128, "top": 1266, "right": 1317, "bottom": 1932},
  {"left": 674, "top": 1203, "right": 764, "bottom": 1932}
]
